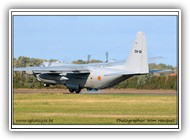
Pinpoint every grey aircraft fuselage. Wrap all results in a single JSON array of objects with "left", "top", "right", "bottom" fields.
[{"left": 14, "top": 32, "right": 150, "bottom": 93}]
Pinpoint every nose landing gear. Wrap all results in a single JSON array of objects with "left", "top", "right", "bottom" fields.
[{"left": 43, "top": 83, "right": 50, "bottom": 87}]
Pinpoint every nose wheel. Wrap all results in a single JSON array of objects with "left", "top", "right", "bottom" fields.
[{"left": 43, "top": 83, "right": 50, "bottom": 87}]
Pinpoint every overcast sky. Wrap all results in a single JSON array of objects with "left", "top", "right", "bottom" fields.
[{"left": 13, "top": 15, "right": 177, "bottom": 66}]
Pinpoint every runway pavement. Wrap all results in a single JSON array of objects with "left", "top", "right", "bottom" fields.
[{"left": 13, "top": 88, "right": 177, "bottom": 94}]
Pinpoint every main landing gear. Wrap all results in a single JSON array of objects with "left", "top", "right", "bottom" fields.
[{"left": 68, "top": 88, "right": 81, "bottom": 94}]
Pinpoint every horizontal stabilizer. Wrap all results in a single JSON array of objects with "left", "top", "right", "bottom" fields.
[{"left": 149, "top": 69, "right": 174, "bottom": 73}]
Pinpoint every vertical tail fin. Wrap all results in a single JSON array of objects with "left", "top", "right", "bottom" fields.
[{"left": 124, "top": 32, "right": 149, "bottom": 74}]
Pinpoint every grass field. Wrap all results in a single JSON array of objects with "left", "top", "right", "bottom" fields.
[{"left": 13, "top": 90, "right": 177, "bottom": 125}]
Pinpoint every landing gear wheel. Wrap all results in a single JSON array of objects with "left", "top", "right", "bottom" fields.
[
  {"left": 75, "top": 88, "right": 81, "bottom": 94},
  {"left": 87, "top": 88, "right": 92, "bottom": 91},
  {"left": 69, "top": 88, "right": 75, "bottom": 93},
  {"left": 43, "top": 83, "right": 50, "bottom": 87}
]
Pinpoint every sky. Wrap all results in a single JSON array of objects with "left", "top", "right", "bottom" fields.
[{"left": 13, "top": 15, "right": 178, "bottom": 66}]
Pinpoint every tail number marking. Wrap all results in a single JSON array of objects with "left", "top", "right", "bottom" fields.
[{"left": 134, "top": 50, "right": 142, "bottom": 53}]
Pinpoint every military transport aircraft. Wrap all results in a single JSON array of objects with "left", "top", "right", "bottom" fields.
[{"left": 14, "top": 32, "right": 158, "bottom": 93}]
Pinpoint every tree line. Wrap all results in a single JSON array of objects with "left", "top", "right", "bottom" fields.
[{"left": 13, "top": 56, "right": 177, "bottom": 90}]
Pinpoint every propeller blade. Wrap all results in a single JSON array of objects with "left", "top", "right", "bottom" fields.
[
  {"left": 106, "top": 52, "right": 109, "bottom": 62},
  {"left": 87, "top": 54, "right": 91, "bottom": 63}
]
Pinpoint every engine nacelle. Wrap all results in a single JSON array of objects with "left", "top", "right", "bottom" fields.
[{"left": 36, "top": 74, "right": 61, "bottom": 84}]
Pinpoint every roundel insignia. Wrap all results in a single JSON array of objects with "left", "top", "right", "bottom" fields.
[{"left": 97, "top": 76, "right": 101, "bottom": 81}]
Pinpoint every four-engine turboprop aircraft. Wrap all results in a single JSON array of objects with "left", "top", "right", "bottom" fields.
[{"left": 14, "top": 32, "right": 153, "bottom": 93}]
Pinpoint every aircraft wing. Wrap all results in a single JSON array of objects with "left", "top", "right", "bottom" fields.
[{"left": 14, "top": 65, "right": 90, "bottom": 74}]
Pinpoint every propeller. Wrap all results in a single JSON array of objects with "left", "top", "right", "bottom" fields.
[
  {"left": 87, "top": 54, "right": 91, "bottom": 63},
  {"left": 48, "top": 61, "right": 52, "bottom": 66},
  {"left": 22, "top": 60, "right": 27, "bottom": 67},
  {"left": 105, "top": 52, "right": 109, "bottom": 62},
  {"left": 39, "top": 61, "right": 45, "bottom": 67}
]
